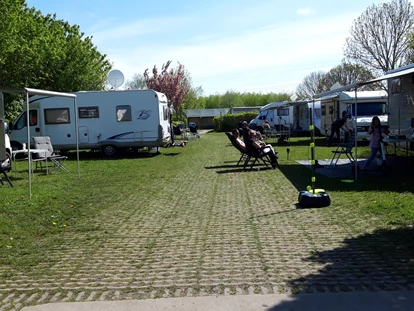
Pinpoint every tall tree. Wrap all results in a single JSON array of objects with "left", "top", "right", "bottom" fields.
[
  {"left": 125, "top": 73, "right": 147, "bottom": 90},
  {"left": 320, "top": 62, "right": 376, "bottom": 91},
  {"left": 295, "top": 71, "right": 326, "bottom": 100},
  {"left": 0, "top": 0, "right": 112, "bottom": 120},
  {"left": 343, "top": 0, "right": 414, "bottom": 74},
  {"left": 144, "top": 60, "right": 190, "bottom": 112},
  {"left": 0, "top": 2, "right": 111, "bottom": 91}
]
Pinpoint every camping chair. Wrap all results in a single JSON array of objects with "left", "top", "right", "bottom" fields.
[
  {"left": 32, "top": 136, "right": 68, "bottom": 174},
  {"left": 225, "top": 132, "right": 248, "bottom": 165},
  {"left": 188, "top": 122, "right": 200, "bottom": 139},
  {"left": 0, "top": 153, "right": 13, "bottom": 187},
  {"left": 173, "top": 125, "right": 185, "bottom": 139},
  {"left": 329, "top": 130, "right": 356, "bottom": 168},
  {"left": 240, "top": 128, "right": 272, "bottom": 171}
]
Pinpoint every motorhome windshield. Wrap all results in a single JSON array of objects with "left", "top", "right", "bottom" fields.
[{"left": 351, "top": 102, "right": 387, "bottom": 117}]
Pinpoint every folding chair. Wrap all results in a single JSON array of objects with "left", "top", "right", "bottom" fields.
[
  {"left": 32, "top": 136, "right": 68, "bottom": 174},
  {"left": 188, "top": 122, "right": 200, "bottom": 139},
  {"left": 240, "top": 128, "right": 274, "bottom": 171},
  {"left": 329, "top": 130, "right": 356, "bottom": 168},
  {"left": 225, "top": 132, "right": 248, "bottom": 165},
  {"left": 0, "top": 152, "right": 13, "bottom": 187},
  {"left": 173, "top": 125, "right": 185, "bottom": 139}
]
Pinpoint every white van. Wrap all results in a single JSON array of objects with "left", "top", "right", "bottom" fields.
[
  {"left": 249, "top": 100, "right": 322, "bottom": 135},
  {"left": 9, "top": 89, "right": 171, "bottom": 155},
  {"left": 317, "top": 91, "right": 388, "bottom": 141}
]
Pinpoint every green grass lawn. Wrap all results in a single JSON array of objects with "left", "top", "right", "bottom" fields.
[{"left": 1, "top": 132, "right": 413, "bottom": 270}]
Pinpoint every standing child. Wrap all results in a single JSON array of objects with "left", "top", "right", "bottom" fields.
[{"left": 361, "top": 116, "right": 389, "bottom": 170}]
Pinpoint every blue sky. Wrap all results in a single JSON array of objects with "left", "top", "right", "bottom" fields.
[{"left": 26, "top": 0, "right": 387, "bottom": 96}]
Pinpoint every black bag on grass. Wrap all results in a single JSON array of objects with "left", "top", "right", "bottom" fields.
[{"left": 298, "top": 190, "right": 331, "bottom": 208}]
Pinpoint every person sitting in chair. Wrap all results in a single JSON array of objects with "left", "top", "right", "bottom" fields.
[
  {"left": 231, "top": 129, "right": 246, "bottom": 150},
  {"left": 232, "top": 128, "right": 277, "bottom": 156},
  {"left": 240, "top": 128, "right": 278, "bottom": 169},
  {"left": 263, "top": 120, "right": 271, "bottom": 130},
  {"left": 250, "top": 132, "right": 279, "bottom": 169},
  {"left": 241, "top": 121, "right": 264, "bottom": 140}
]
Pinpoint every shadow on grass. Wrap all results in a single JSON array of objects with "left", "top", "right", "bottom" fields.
[
  {"left": 205, "top": 164, "right": 242, "bottom": 170},
  {"left": 63, "top": 150, "right": 164, "bottom": 161},
  {"left": 265, "top": 226, "right": 414, "bottom": 310},
  {"left": 250, "top": 208, "right": 298, "bottom": 219},
  {"left": 280, "top": 161, "right": 414, "bottom": 193},
  {"left": 205, "top": 162, "right": 274, "bottom": 174}
]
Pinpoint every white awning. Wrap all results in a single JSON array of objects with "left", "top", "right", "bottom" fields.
[{"left": 360, "top": 66, "right": 414, "bottom": 85}]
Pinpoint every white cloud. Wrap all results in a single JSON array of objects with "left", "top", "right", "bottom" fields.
[
  {"left": 99, "top": 11, "right": 357, "bottom": 95},
  {"left": 297, "top": 8, "right": 314, "bottom": 15}
]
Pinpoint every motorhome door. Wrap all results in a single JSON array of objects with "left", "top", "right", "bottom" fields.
[{"left": 10, "top": 109, "right": 40, "bottom": 148}]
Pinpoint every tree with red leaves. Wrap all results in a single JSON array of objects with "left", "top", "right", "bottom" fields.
[{"left": 144, "top": 60, "right": 190, "bottom": 112}]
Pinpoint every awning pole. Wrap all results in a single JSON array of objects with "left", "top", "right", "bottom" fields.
[
  {"left": 354, "top": 88, "right": 358, "bottom": 181},
  {"left": 26, "top": 91, "right": 32, "bottom": 197}
]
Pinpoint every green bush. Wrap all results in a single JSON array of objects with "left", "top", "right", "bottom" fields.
[{"left": 214, "top": 112, "right": 258, "bottom": 132}]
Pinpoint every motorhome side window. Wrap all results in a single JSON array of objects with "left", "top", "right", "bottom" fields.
[
  {"left": 15, "top": 110, "right": 38, "bottom": 130},
  {"left": 79, "top": 107, "right": 99, "bottom": 119},
  {"left": 163, "top": 107, "right": 169, "bottom": 121},
  {"left": 321, "top": 103, "right": 326, "bottom": 116},
  {"left": 44, "top": 108, "right": 70, "bottom": 124},
  {"left": 116, "top": 105, "right": 132, "bottom": 122},
  {"left": 277, "top": 109, "right": 289, "bottom": 116}
]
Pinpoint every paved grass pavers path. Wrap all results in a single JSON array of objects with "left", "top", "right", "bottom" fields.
[{"left": 1, "top": 133, "right": 413, "bottom": 310}]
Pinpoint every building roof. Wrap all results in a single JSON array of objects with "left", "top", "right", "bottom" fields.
[{"left": 184, "top": 108, "right": 230, "bottom": 118}]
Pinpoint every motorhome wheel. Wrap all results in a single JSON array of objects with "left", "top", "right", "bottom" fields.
[{"left": 102, "top": 145, "right": 116, "bottom": 156}]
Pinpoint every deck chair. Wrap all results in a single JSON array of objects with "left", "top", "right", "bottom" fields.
[
  {"left": 240, "top": 128, "right": 273, "bottom": 171},
  {"left": 329, "top": 130, "right": 356, "bottom": 168},
  {"left": 32, "top": 136, "right": 68, "bottom": 174},
  {"left": 225, "top": 132, "right": 248, "bottom": 165},
  {"left": 0, "top": 153, "right": 13, "bottom": 187}
]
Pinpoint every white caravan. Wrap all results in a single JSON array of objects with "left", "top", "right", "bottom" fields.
[
  {"left": 316, "top": 91, "right": 388, "bottom": 141},
  {"left": 249, "top": 100, "right": 322, "bottom": 134},
  {"left": 9, "top": 89, "right": 171, "bottom": 155},
  {"left": 249, "top": 101, "right": 294, "bottom": 131}
]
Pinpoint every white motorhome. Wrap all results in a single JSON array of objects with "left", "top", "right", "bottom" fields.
[
  {"left": 9, "top": 89, "right": 171, "bottom": 155},
  {"left": 249, "top": 100, "right": 322, "bottom": 134},
  {"left": 249, "top": 101, "right": 294, "bottom": 131},
  {"left": 317, "top": 91, "right": 388, "bottom": 141}
]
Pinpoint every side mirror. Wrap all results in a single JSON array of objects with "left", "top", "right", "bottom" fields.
[{"left": 4, "top": 122, "right": 10, "bottom": 133}]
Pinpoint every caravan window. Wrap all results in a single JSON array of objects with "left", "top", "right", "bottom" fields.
[
  {"left": 163, "top": 106, "right": 169, "bottom": 121},
  {"left": 277, "top": 108, "right": 289, "bottom": 116},
  {"left": 321, "top": 103, "right": 326, "bottom": 116},
  {"left": 116, "top": 105, "right": 132, "bottom": 122},
  {"left": 14, "top": 110, "right": 38, "bottom": 130},
  {"left": 44, "top": 108, "right": 70, "bottom": 124},
  {"left": 79, "top": 107, "right": 99, "bottom": 119},
  {"left": 350, "top": 102, "right": 388, "bottom": 117}
]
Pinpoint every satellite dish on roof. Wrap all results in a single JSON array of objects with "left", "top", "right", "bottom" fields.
[{"left": 108, "top": 69, "right": 125, "bottom": 90}]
